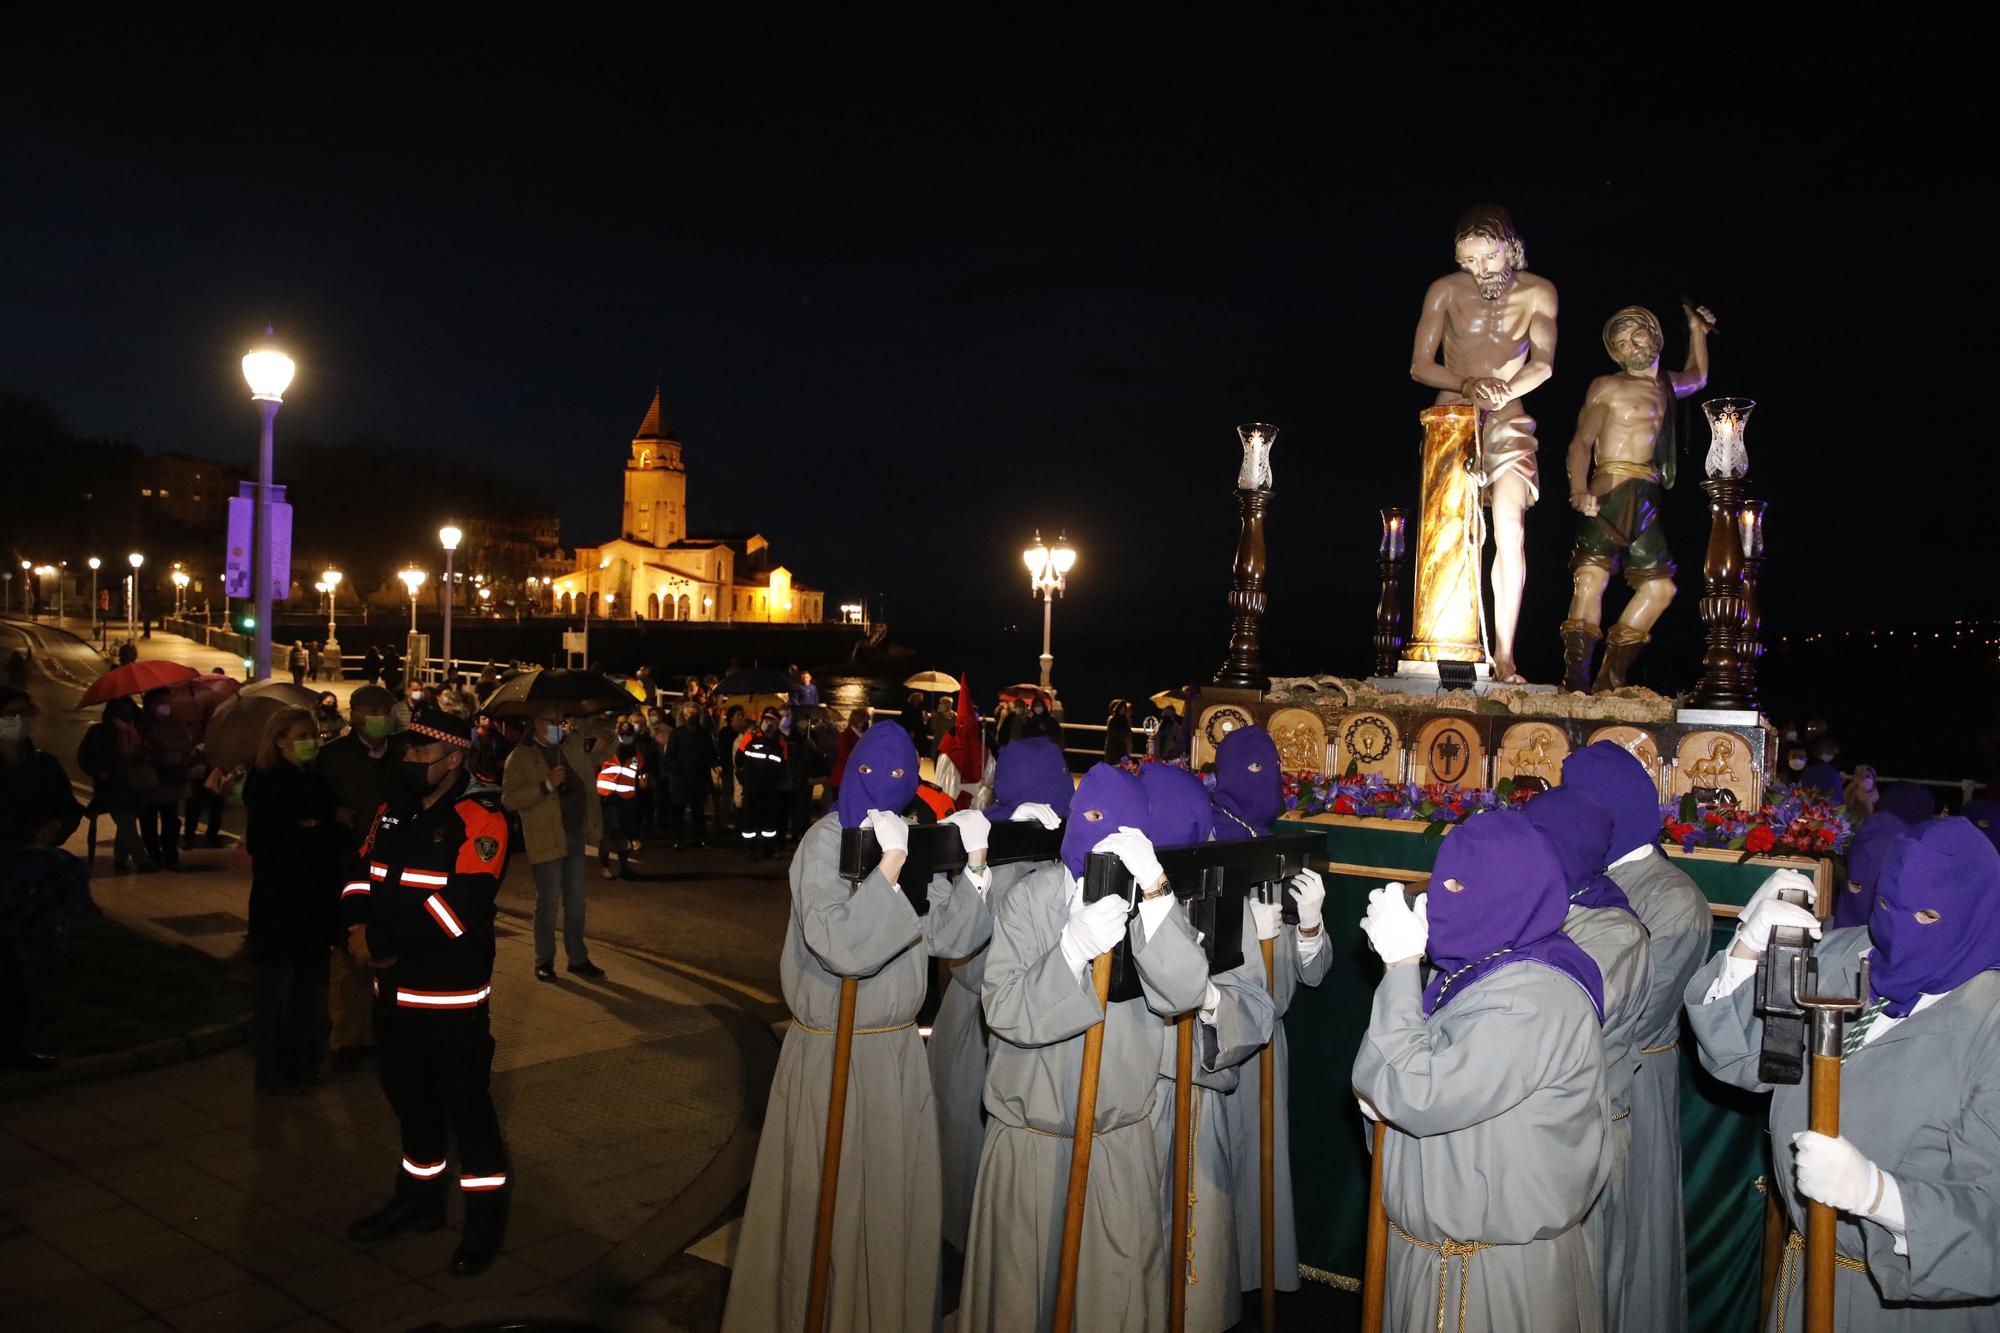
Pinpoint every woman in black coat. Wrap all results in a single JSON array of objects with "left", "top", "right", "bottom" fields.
[{"left": 243, "top": 706, "right": 344, "bottom": 1095}]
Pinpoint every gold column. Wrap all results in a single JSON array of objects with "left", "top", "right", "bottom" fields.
[{"left": 1404, "top": 405, "right": 1485, "bottom": 665}]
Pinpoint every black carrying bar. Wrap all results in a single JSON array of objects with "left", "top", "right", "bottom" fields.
[
  {"left": 837, "top": 819, "right": 1065, "bottom": 914},
  {"left": 1753, "top": 883, "right": 1819, "bottom": 1085},
  {"left": 1082, "top": 832, "right": 1321, "bottom": 1003}
]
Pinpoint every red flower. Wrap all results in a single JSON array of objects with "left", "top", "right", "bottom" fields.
[
  {"left": 1333, "top": 794, "right": 1357, "bottom": 816},
  {"left": 1745, "top": 825, "right": 1776, "bottom": 854}
]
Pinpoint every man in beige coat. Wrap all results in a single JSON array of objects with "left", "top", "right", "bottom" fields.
[{"left": 501, "top": 705, "right": 604, "bottom": 982}]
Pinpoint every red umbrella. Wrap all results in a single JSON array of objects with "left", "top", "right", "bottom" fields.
[{"left": 78, "top": 660, "right": 200, "bottom": 706}]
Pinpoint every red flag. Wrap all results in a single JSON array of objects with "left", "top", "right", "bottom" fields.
[{"left": 942, "top": 673, "right": 985, "bottom": 792}]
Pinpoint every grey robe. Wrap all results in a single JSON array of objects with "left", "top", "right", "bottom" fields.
[
  {"left": 1608, "top": 846, "right": 1711, "bottom": 1333},
  {"left": 1222, "top": 923, "right": 1333, "bottom": 1294},
  {"left": 1352, "top": 963, "right": 1611, "bottom": 1333},
  {"left": 959, "top": 863, "right": 1210, "bottom": 1333},
  {"left": 1563, "top": 903, "right": 1652, "bottom": 1333},
  {"left": 722, "top": 812, "right": 989, "bottom": 1333},
  {"left": 1687, "top": 928, "right": 2000, "bottom": 1330},
  {"left": 1148, "top": 899, "right": 1277, "bottom": 1333},
  {"left": 929, "top": 861, "right": 1034, "bottom": 1253}
]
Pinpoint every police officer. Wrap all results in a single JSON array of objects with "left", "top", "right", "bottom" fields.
[{"left": 342, "top": 709, "right": 514, "bottom": 1276}]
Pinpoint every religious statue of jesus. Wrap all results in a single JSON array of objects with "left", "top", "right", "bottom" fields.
[
  {"left": 1409, "top": 205, "right": 1557, "bottom": 684},
  {"left": 1558, "top": 302, "right": 1715, "bottom": 692}
]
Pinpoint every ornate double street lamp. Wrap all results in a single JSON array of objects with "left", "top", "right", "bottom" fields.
[
  {"left": 242, "top": 332, "right": 296, "bottom": 681},
  {"left": 1022, "top": 530, "right": 1076, "bottom": 693},
  {"left": 439, "top": 525, "right": 462, "bottom": 679},
  {"left": 171, "top": 568, "right": 190, "bottom": 616}
]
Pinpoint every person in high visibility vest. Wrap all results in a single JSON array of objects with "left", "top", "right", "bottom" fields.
[
  {"left": 735, "top": 709, "right": 787, "bottom": 856},
  {"left": 342, "top": 709, "right": 515, "bottom": 1277},
  {"left": 594, "top": 715, "right": 649, "bottom": 880}
]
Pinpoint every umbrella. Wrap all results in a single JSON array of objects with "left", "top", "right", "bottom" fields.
[
  {"left": 204, "top": 692, "right": 316, "bottom": 770},
  {"left": 717, "top": 668, "right": 796, "bottom": 697},
  {"left": 903, "top": 671, "right": 960, "bottom": 693},
  {"left": 237, "top": 679, "right": 324, "bottom": 710},
  {"left": 1149, "top": 688, "right": 1188, "bottom": 711},
  {"left": 995, "top": 683, "right": 1049, "bottom": 707},
  {"left": 481, "top": 668, "right": 631, "bottom": 719},
  {"left": 78, "top": 661, "right": 199, "bottom": 706},
  {"left": 166, "top": 674, "right": 241, "bottom": 735}
]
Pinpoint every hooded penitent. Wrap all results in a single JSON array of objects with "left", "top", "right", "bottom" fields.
[
  {"left": 1138, "top": 763, "right": 1215, "bottom": 850},
  {"left": 1959, "top": 798, "right": 1999, "bottom": 853},
  {"left": 1832, "top": 812, "right": 1909, "bottom": 929},
  {"left": 1210, "top": 725, "right": 1282, "bottom": 841},
  {"left": 937, "top": 677, "right": 985, "bottom": 784},
  {"left": 1525, "top": 786, "right": 1639, "bottom": 921},
  {"left": 1560, "top": 741, "right": 1663, "bottom": 862},
  {"left": 1868, "top": 816, "right": 2000, "bottom": 1017},
  {"left": 1876, "top": 782, "right": 1937, "bottom": 824},
  {"left": 991, "top": 736, "right": 1073, "bottom": 821},
  {"left": 1060, "top": 763, "right": 1150, "bottom": 880},
  {"left": 837, "top": 721, "right": 920, "bottom": 829},
  {"left": 1423, "top": 810, "right": 1606, "bottom": 1020}
]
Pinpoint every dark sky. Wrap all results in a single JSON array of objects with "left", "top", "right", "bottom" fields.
[{"left": 3, "top": 17, "right": 1989, "bottom": 685}]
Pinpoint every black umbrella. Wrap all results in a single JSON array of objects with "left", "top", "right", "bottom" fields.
[
  {"left": 480, "top": 668, "right": 632, "bottom": 718},
  {"left": 717, "top": 667, "right": 795, "bottom": 697}
]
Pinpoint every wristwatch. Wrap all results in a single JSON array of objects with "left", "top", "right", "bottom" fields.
[{"left": 1139, "top": 880, "right": 1173, "bottom": 902}]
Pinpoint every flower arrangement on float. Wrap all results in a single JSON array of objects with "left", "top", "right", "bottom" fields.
[
  {"left": 1662, "top": 782, "right": 1852, "bottom": 859},
  {"left": 1281, "top": 770, "right": 1536, "bottom": 833}
]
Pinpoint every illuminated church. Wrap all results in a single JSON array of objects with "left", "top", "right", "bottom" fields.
[{"left": 555, "top": 390, "right": 824, "bottom": 623}]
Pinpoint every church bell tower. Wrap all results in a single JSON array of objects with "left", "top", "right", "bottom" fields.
[{"left": 621, "top": 388, "right": 687, "bottom": 545}]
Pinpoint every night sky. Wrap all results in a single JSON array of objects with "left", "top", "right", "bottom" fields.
[{"left": 3, "top": 18, "right": 1988, "bottom": 689}]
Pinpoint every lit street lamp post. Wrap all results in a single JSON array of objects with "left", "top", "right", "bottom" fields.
[
  {"left": 242, "top": 333, "right": 297, "bottom": 682},
  {"left": 17, "top": 561, "right": 30, "bottom": 616},
  {"left": 87, "top": 557, "right": 100, "bottom": 637},
  {"left": 322, "top": 569, "right": 343, "bottom": 676},
  {"left": 400, "top": 568, "right": 427, "bottom": 634},
  {"left": 439, "top": 525, "right": 461, "bottom": 682},
  {"left": 172, "top": 569, "right": 190, "bottom": 617},
  {"left": 127, "top": 552, "right": 144, "bottom": 642},
  {"left": 1022, "top": 529, "right": 1077, "bottom": 693}
]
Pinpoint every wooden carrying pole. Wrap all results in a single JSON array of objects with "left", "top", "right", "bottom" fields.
[
  {"left": 1361, "top": 1118, "right": 1389, "bottom": 1332},
  {"left": 1170, "top": 1013, "right": 1195, "bottom": 1333},
  {"left": 1053, "top": 954, "right": 1115, "bottom": 1333},
  {"left": 1805, "top": 1046, "right": 1842, "bottom": 1333},
  {"left": 1259, "top": 936, "right": 1278, "bottom": 1333},
  {"left": 802, "top": 976, "right": 858, "bottom": 1333}
]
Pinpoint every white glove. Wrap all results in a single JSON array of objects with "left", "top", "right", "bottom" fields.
[
  {"left": 1249, "top": 899, "right": 1284, "bottom": 941},
  {"left": 1360, "top": 884, "right": 1428, "bottom": 964},
  {"left": 1744, "top": 867, "right": 1820, "bottom": 917},
  {"left": 1736, "top": 897, "right": 1822, "bottom": 957},
  {"left": 1009, "top": 801, "right": 1062, "bottom": 830},
  {"left": 942, "top": 808, "right": 991, "bottom": 855},
  {"left": 1060, "top": 894, "right": 1131, "bottom": 981},
  {"left": 1793, "top": 1132, "right": 1887, "bottom": 1216},
  {"left": 864, "top": 809, "right": 910, "bottom": 855},
  {"left": 1092, "top": 826, "right": 1165, "bottom": 894},
  {"left": 1291, "top": 868, "right": 1327, "bottom": 933}
]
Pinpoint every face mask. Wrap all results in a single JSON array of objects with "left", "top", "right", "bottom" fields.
[
  {"left": 409, "top": 691, "right": 426, "bottom": 705},
  {"left": 617, "top": 727, "right": 637, "bottom": 743},
  {"left": 540, "top": 723, "right": 564, "bottom": 746},
  {"left": 390, "top": 757, "right": 440, "bottom": 803},
  {"left": 1787, "top": 757, "right": 1806, "bottom": 772},
  {"left": 1815, "top": 752, "right": 1836, "bottom": 763},
  {"left": 0, "top": 716, "right": 27, "bottom": 742},
  {"left": 288, "top": 738, "right": 319, "bottom": 766},
  {"left": 361, "top": 715, "right": 390, "bottom": 741}
]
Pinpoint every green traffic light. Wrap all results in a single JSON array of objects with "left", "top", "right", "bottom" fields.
[{"left": 241, "top": 615, "right": 256, "bottom": 630}]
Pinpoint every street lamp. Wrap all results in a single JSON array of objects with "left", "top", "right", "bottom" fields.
[
  {"left": 438, "top": 525, "right": 462, "bottom": 680},
  {"left": 127, "top": 552, "right": 144, "bottom": 642},
  {"left": 242, "top": 331, "right": 296, "bottom": 682},
  {"left": 1022, "top": 529, "right": 1077, "bottom": 693},
  {"left": 172, "top": 568, "right": 190, "bottom": 617},
  {"left": 17, "top": 561, "right": 30, "bottom": 616},
  {"left": 87, "top": 557, "right": 100, "bottom": 636},
  {"left": 399, "top": 567, "right": 427, "bottom": 635},
  {"left": 322, "top": 569, "right": 343, "bottom": 676}
]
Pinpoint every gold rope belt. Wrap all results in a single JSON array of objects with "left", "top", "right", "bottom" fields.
[
  {"left": 1182, "top": 1089, "right": 1201, "bottom": 1287},
  {"left": 1774, "top": 1230, "right": 1869, "bottom": 1333},
  {"left": 1390, "top": 1220, "right": 1492, "bottom": 1333},
  {"left": 790, "top": 1018, "right": 917, "bottom": 1036},
  {"left": 1640, "top": 1040, "right": 1679, "bottom": 1056},
  {"left": 1596, "top": 460, "right": 1661, "bottom": 485}
]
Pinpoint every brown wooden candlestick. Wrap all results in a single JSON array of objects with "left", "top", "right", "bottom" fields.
[
  {"left": 1691, "top": 476, "right": 1754, "bottom": 710},
  {"left": 1213, "top": 486, "right": 1272, "bottom": 692}
]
